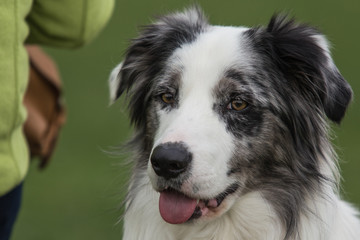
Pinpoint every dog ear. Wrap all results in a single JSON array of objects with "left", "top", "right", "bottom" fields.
[
  {"left": 259, "top": 15, "right": 352, "bottom": 123},
  {"left": 108, "top": 62, "right": 123, "bottom": 104},
  {"left": 321, "top": 56, "right": 353, "bottom": 124},
  {"left": 111, "top": 7, "right": 208, "bottom": 127}
]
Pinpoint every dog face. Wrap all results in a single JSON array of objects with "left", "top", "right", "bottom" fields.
[{"left": 109, "top": 7, "right": 352, "bottom": 230}]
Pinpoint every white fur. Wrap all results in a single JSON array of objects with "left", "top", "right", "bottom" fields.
[
  {"left": 124, "top": 177, "right": 360, "bottom": 240},
  {"left": 148, "top": 27, "right": 250, "bottom": 198}
]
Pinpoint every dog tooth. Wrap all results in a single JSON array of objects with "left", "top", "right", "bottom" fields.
[{"left": 196, "top": 199, "right": 200, "bottom": 204}]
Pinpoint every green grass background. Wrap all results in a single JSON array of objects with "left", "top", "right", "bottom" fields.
[{"left": 13, "top": 0, "right": 359, "bottom": 239}]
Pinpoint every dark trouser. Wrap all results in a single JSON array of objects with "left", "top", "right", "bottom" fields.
[{"left": 0, "top": 183, "right": 23, "bottom": 240}]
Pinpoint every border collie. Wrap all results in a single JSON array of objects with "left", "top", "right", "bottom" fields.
[{"left": 109, "top": 7, "right": 360, "bottom": 240}]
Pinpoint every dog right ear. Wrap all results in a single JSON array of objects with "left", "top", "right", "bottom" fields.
[
  {"left": 108, "top": 62, "right": 123, "bottom": 105},
  {"left": 108, "top": 7, "right": 208, "bottom": 127}
]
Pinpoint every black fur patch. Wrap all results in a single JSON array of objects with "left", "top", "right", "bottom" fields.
[
  {"left": 213, "top": 74, "right": 265, "bottom": 139},
  {"left": 229, "top": 14, "right": 352, "bottom": 238},
  {"left": 245, "top": 15, "right": 352, "bottom": 124},
  {"left": 116, "top": 7, "right": 209, "bottom": 129}
]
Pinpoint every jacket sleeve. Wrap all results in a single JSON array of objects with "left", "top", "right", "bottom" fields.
[{"left": 26, "top": 0, "right": 114, "bottom": 48}]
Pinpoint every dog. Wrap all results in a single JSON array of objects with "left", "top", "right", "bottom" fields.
[{"left": 109, "top": 7, "right": 360, "bottom": 240}]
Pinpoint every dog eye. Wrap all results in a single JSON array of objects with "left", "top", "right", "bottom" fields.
[
  {"left": 227, "top": 99, "right": 248, "bottom": 111},
  {"left": 161, "top": 93, "right": 175, "bottom": 104}
]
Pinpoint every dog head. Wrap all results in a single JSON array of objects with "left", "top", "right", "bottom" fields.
[{"left": 109, "top": 7, "right": 352, "bottom": 231}]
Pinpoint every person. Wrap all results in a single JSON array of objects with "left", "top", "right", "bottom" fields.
[{"left": 0, "top": 1, "right": 114, "bottom": 239}]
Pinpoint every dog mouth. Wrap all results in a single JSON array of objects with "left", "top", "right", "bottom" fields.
[{"left": 158, "top": 183, "right": 239, "bottom": 224}]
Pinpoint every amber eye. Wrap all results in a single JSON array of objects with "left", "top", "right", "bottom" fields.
[
  {"left": 161, "top": 93, "right": 175, "bottom": 104},
  {"left": 227, "top": 99, "right": 248, "bottom": 111}
]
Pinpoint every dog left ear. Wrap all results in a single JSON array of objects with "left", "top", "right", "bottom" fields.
[
  {"left": 310, "top": 34, "right": 353, "bottom": 124},
  {"left": 321, "top": 57, "right": 353, "bottom": 124},
  {"left": 258, "top": 15, "right": 353, "bottom": 123}
]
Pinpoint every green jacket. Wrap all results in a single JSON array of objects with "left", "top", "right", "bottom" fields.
[{"left": 0, "top": 0, "right": 114, "bottom": 196}]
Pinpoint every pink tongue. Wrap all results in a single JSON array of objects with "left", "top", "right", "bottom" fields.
[{"left": 159, "top": 190, "right": 197, "bottom": 224}]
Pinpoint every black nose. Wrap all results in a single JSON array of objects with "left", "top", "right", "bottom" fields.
[{"left": 150, "top": 142, "right": 192, "bottom": 179}]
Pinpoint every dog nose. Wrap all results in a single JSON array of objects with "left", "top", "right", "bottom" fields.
[{"left": 151, "top": 142, "right": 192, "bottom": 179}]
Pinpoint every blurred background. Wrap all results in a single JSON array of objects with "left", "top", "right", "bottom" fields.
[{"left": 12, "top": 0, "right": 360, "bottom": 239}]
